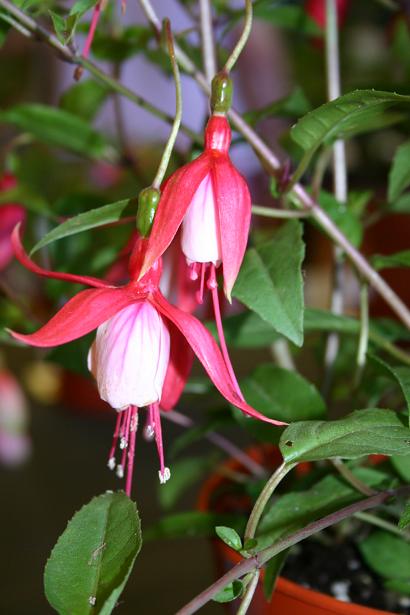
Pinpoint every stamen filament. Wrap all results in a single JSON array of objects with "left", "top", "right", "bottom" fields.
[
  {"left": 125, "top": 406, "right": 138, "bottom": 496},
  {"left": 82, "top": 2, "right": 102, "bottom": 59}
]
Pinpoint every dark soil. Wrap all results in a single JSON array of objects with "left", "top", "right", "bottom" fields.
[{"left": 282, "top": 536, "right": 410, "bottom": 614}]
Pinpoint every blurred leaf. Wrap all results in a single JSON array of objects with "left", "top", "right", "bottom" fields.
[
  {"left": 215, "top": 526, "right": 242, "bottom": 551},
  {"left": 243, "top": 87, "right": 311, "bottom": 125},
  {"left": 0, "top": 185, "right": 53, "bottom": 216},
  {"left": 257, "top": 467, "right": 390, "bottom": 550},
  {"left": 213, "top": 580, "right": 243, "bottom": 603},
  {"left": 372, "top": 250, "right": 410, "bottom": 270},
  {"left": 49, "top": 0, "right": 96, "bottom": 44},
  {"left": 389, "top": 193, "right": 410, "bottom": 213},
  {"left": 44, "top": 492, "right": 141, "bottom": 615},
  {"left": 145, "top": 511, "right": 246, "bottom": 540},
  {"left": 234, "top": 365, "right": 325, "bottom": 442},
  {"left": 358, "top": 531, "right": 410, "bottom": 588},
  {"left": 207, "top": 312, "right": 280, "bottom": 348},
  {"left": 159, "top": 456, "right": 218, "bottom": 510},
  {"left": 391, "top": 455, "right": 410, "bottom": 482},
  {"left": 318, "top": 190, "right": 363, "bottom": 247},
  {"left": 279, "top": 409, "right": 410, "bottom": 464},
  {"left": 92, "top": 25, "right": 152, "bottom": 62},
  {"left": 291, "top": 90, "right": 410, "bottom": 179},
  {"left": 252, "top": 2, "right": 320, "bottom": 36},
  {"left": 59, "top": 80, "right": 110, "bottom": 121},
  {"left": 372, "top": 355, "right": 410, "bottom": 423},
  {"left": 385, "top": 578, "right": 410, "bottom": 595},
  {"left": 233, "top": 221, "right": 305, "bottom": 346},
  {"left": 263, "top": 550, "right": 288, "bottom": 600},
  {"left": 30, "top": 199, "right": 130, "bottom": 254},
  {"left": 347, "top": 190, "right": 373, "bottom": 217},
  {"left": 0, "top": 104, "right": 111, "bottom": 159},
  {"left": 398, "top": 503, "right": 410, "bottom": 530},
  {"left": 388, "top": 140, "right": 410, "bottom": 203}
]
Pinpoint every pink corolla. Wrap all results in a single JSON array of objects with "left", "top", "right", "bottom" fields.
[
  {"left": 9, "top": 226, "right": 285, "bottom": 494},
  {"left": 0, "top": 173, "right": 26, "bottom": 271},
  {"left": 140, "top": 115, "right": 251, "bottom": 302}
]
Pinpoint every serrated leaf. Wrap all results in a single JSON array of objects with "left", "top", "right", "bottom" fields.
[
  {"left": 0, "top": 104, "right": 110, "bottom": 159},
  {"left": 279, "top": 409, "right": 410, "bottom": 464},
  {"left": 372, "top": 356, "right": 410, "bottom": 424},
  {"left": 60, "top": 80, "right": 110, "bottom": 121},
  {"left": 233, "top": 220, "right": 305, "bottom": 346},
  {"left": 388, "top": 140, "right": 410, "bottom": 203},
  {"left": 30, "top": 200, "right": 130, "bottom": 254},
  {"left": 398, "top": 503, "right": 410, "bottom": 530},
  {"left": 372, "top": 250, "right": 410, "bottom": 271},
  {"left": 215, "top": 526, "right": 242, "bottom": 551},
  {"left": 291, "top": 90, "right": 410, "bottom": 179},
  {"left": 213, "top": 580, "right": 243, "bottom": 603},
  {"left": 234, "top": 365, "right": 325, "bottom": 442},
  {"left": 49, "top": 10, "right": 78, "bottom": 44},
  {"left": 44, "top": 491, "right": 141, "bottom": 615},
  {"left": 358, "top": 531, "right": 410, "bottom": 584}
]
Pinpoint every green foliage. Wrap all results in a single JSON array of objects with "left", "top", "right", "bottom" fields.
[
  {"left": 318, "top": 190, "right": 363, "bottom": 248},
  {"left": 372, "top": 356, "right": 410, "bottom": 423},
  {"left": 233, "top": 220, "right": 305, "bottom": 346},
  {"left": 243, "top": 87, "right": 311, "bottom": 125},
  {"left": 358, "top": 531, "right": 410, "bottom": 595},
  {"left": 59, "top": 80, "right": 110, "bottom": 121},
  {"left": 215, "top": 526, "right": 242, "bottom": 551},
  {"left": 398, "top": 503, "right": 410, "bottom": 530},
  {"left": 49, "top": 0, "right": 97, "bottom": 45},
  {"left": 388, "top": 140, "right": 410, "bottom": 204},
  {"left": 251, "top": 1, "right": 320, "bottom": 36},
  {"left": 159, "top": 456, "right": 219, "bottom": 510},
  {"left": 0, "top": 104, "right": 111, "bottom": 159},
  {"left": 263, "top": 550, "right": 288, "bottom": 600},
  {"left": 145, "top": 512, "right": 246, "bottom": 540},
  {"left": 212, "top": 580, "right": 243, "bottom": 603},
  {"left": 372, "top": 250, "right": 410, "bottom": 270},
  {"left": 44, "top": 492, "right": 141, "bottom": 615},
  {"left": 279, "top": 409, "right": 410, "bottom": 464}
]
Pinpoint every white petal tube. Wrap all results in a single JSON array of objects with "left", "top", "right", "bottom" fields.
[
  {"left": 181, "top": 173, "right": 222, "bottom": 264},
  {"left": 88, "top": 302, "right": 170, "bottom": 409}
]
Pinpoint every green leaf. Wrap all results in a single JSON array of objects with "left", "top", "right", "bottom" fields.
[
  {"left": 0, "top": 185, "right": 53, "bottom": 216},
  {"left": 159, "top": 456, "right": 218, "bottom": 510},
  {"left": 358, "top": 531, "right": 410, "bottom": 584},
  {"left": 49, "top": 10, "right": 78, "bottom": 45},
  {"left": 145, "top": 512, "right": 246, "bottom": 540},
  {"left": 279, "top": 409, "right": 410, "bottom": 464},
  {"left": 387, "top": 193, "right": 410, "bottom": 213},
  {"left": 92, "top": 25, "right": 152, "bottom": 62},
  {"left": 213, "top": 580, "right": 243, "bottom": 603},
  {"left": 243, "top": 87, "right": 311, "bottom": 126},
  {"left": 234, "top": 365, "right": 325, "bottom": 442},
  {"left": 398, "top": 503, "right": 410, "bottom": 530},
  {"left": 0, "top": 104, "right": 111, "bottom": 159},
  {"left": 388, "top": 140, "right": 410, "bottom": 203},
  {"left": 206, "top": 312, "right": 280, "bottom": 348},
  {"left": 60, "top": 80, "right": 110, "bottom": 122},
  {"left": 291, "top": 90, "right": 410, "bottom": 179},
  {"left": 372, "top": 250, "right": 410, "bottom": 271},
  {"left": 372, "top": 356, "right": 410, "bottom": 423},
  {"left": 263, "top": 550, "right": 288, "bottom": 600},
  {"left": 318, "top": 190, "right": 363, "bottom": 248},
  {"left": 391, "top": 455, "right": 410, "bottom": 482},
  {"left": 233, "top": 220, "right": 305, "bottom": 346},
  {"left": 215, "top": 526, "right": 242, "bottom": 551},
  {"left": 385, "top": 578, "right": 410, "bottom": 595},
  {"left": 30, "top": 200, "right": 130, "bottom": 254},
  {"left": 252, "top": 2, "right": 320, "bottom": 36},
  {"left": 44, "top": 491, "right": 141, "bottom": 615}
]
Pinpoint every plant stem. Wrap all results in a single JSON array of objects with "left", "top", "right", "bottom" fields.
[
  {"left": 151, "top": 19, "right": 182, "bottom": 189},
  {"left": 224, "top": 0, "right": 253, "bottom": 74},
  {"left": 322, "top": 0, "right": 348, "bottom": 399},
  {"left": 175, "top": 485, "right": 410, "bottom": 615},
  {"left": 199, "top": 0, "right": 216, "bottom": 83},
  {"left": 251, "top": 205, "right": 309, "bottom": 219},
  {"left": 354, "top": 511, "right": 410, "bottom": 540},
  {"left": 331, "top": 458, "right": 376, "bottom": 497},
  {"left": 3, "top": 0, "right": 410, "bottom": 329},
  {"left": 244, "top": 462, "right": 295, "bottom": 542},
  {"left": 236, "top": 571, "right": 260, "bottom": 615},
  {"left": 162, "top": 409, "right": 267, "bottom": 478}
]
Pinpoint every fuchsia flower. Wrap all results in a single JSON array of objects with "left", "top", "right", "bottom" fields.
[
  {"left": 9, "top": 226, "right": 285, "bottom": 494},
  {"left": 0, "top": 369, "right": 31, "bottom": 466},
  {"left": 0, "top": 173, "right": 26, "bottom": 271},
  {"left": 140, "top": 115, "right": 251, "bottom": 302}
]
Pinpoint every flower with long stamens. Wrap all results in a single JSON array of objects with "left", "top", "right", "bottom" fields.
[
  {"left": 139, "top": 113, "right": 251, "bottom": 303},
  {"left": 9, "top": 226, "right": 285, "bottom": 494}
]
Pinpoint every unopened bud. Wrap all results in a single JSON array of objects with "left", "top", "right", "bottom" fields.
[
  {"left": 136, "top": 187, "right": 160, "bottom": 237},
  {"left": 210, "top": 72, "right": 233, "bottom": 115}
]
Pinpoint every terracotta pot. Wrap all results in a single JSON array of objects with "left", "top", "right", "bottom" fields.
[{"left": 197, "top": 446, "right": 394, "bottom": 615}]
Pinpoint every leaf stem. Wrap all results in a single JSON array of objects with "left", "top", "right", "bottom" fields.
[
  {"left": 199, "top": 0, "right": 217, "bottom": 83},
  {"left": 175, "top": 485, "right": 410, "bottom": 615},
  {"left": 354, "top": 511, "right": 410, "bottom": 540},
  {"left": 251, "top": 205, "right": 309, "bottom": 219},
  {"left": 331, "top": 458, "right": 376, "bottom": 497},
  {"left": 151, "top": 19, "right": 182, "bottom": 190},
  {"left": 223, "top": 0, "right": 253, "bottom": 74},
  {"left": 236, "top": 571, "right": 260, "bottom": 615},
  {"left": 355, "top": 282, "right": 369, "bottom": 385}
]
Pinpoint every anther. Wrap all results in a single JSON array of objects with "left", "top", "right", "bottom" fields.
[
  {"left": 144, "top": 424, "right": 155, "bottom": 441},
  {"left": 159, "top": 467, "right": 171, "bottom": 484},
  {"left": 116, "top": 464, "right": 124, "bottom": 478},
  {"left": 107, "top": 457, "right": 116, "bottom": 471}
]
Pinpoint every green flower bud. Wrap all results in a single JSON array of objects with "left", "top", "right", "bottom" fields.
[
  {"left": 210, "top": 72, "right": 233, "bottom": 115},
  {"left": 136, "top": 187, "right": 160, "bottom": 237}
]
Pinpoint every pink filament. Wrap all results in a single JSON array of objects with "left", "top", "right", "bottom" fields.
[
  {"left": 196, "top": 263, "right": 207, "bottom": 304},
  {"left": 108, "top": 411, "right": 122, "bottom": 464},
  {"left": 82, "top": 2, "right": 102, "bottom": 59},
  {"left": 208, "top": 264, "right": 244, "bottom": 400},
  {"left": 151, "top": 402, "right": 165, "bottom": 477},
  {"left": 125, "top": 406, "right": 138, "bottom": 497}
]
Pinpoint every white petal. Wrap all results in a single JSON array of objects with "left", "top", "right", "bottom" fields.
[{"left": 181, "top": 173, "right": 221, "bottom": 263}]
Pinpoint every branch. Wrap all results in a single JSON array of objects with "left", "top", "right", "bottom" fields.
[
  {"left": 175, "top": 485, "right": 410, "bottom": 615},
  {"left": 199, "top": 0, "right": 216, "bottom": 83}
]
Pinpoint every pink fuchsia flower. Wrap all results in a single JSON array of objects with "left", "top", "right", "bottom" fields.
[
  {"left": 9, "top": 226, "right": 285, "bottom": 493},
  {"left": 0, "top": 368, "right": 31, "bottom": 466},
  {"left": 0, "top": 173, "right": 26, "bottom": 271},
  {"left": 139, "top": 115, "right": 251, "bottom": 303}
]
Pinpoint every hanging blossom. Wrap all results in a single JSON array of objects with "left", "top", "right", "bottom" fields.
[
  {"left": 0, "top": 368, "right": 31, "bottom": 467},
  {"left": 8, "top": 226, "right": 285, "bottom": 495},
  {"left": 0, "top": 173, "right": 26, "bottom": 271}
]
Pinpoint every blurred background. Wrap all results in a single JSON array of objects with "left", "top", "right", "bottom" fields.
[{"left": 1, "top": 0, "right": 410, "bottom": 612}]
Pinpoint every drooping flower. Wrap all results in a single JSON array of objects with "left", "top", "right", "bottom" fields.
[
  {"left": 0, "top": 173, "right": 26, "bottom": 271},
  {"left": 9, "top": 226, "right": 285, "bottom": 494},
  {"left": 0, "top": 368, "right": 31, "bottom": 466},
  {"left": 140, "top": 113, "right": 251, "bottom": 303}
]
